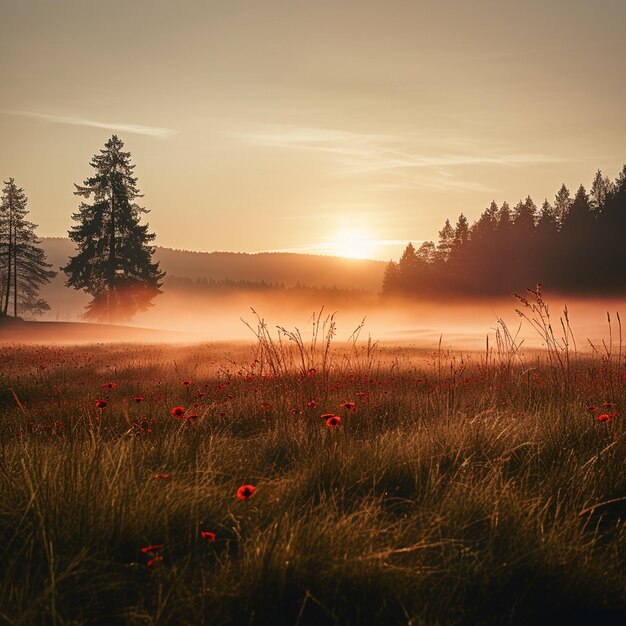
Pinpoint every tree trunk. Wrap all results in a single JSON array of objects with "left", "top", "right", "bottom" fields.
[
  {"left": 13, "top": 241, "right": 17, "bottom": 317},
  {"left": 4, "top": 209, "right": 11, "bottom": 315},
  {"left": 108, "top": 177, "right": 116, "bottom": 324}
]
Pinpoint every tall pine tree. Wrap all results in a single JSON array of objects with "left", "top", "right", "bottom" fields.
[
  {"left": 63, "top": 136, "right": 165, "bottom": 322},
  {"left": 0, "top": 179, "right": 56, "bottom": 317}
]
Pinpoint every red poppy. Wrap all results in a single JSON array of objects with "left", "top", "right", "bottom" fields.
[
  {"left": 147, "top": 556, "right": 163, "bottom": 567},
  {"left": 586, "top": 405, "right": 598, "bottom": 412},
  {"left": 185, "top": 413, "right": 200, "bottom": 422},
  {"left": 153, "top": 473, "right": 170, "bottom": 479},
  {"left": 598, "top": 413, "right": 612, "bottom": 423},
  {"left": 95, "top": 399, "right": 108, "bottom": 409},
  {"left": 200, "top": 531, "right": 216, "bottom": 542},
  {"left": 307, "top": 400, "right": 318, "bottom": 408},
  {"left": 101, "top": 382, "right": 118, "bottom": 390},
  {"left": 320, "top": 413, "right": 335, "bottom": 420},
  {"left": 340, "top": 402, "right": 356, "bottom": 412},
  {"left": 133, "top": 396, "right": 145, "bottom": 403},
  {"left": 326, "top": 415, "right": 341, "bottom": 428},
  {"left": 307, "top": 368, "right": 317, "bottom": 377},
  {"left": 180, "top": 380, "right": 193, "bottom": 386},
  {"left": 140, "top": 544, "right": 164, "bottom": 554},
  {"left": 170, "top": 406, "right": 186, "bottom": 418},
  {"left": 237, "top": 484, "right": 256, "bottom": 500},
  {"left": 602, "top": 402, "right": 617, "bottom": 408}
]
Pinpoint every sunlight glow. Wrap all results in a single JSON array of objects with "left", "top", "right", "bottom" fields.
[{"left": 331, "top": 229, "right": 377, "bottom": 259}]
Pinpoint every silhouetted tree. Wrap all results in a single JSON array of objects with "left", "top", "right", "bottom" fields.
[
  {"left": 0, "top": 179, "right": 55, "bottom": 317},
  {"left": 553, "top": 183, "right": 572, "bottom": 228},
  {"left": 381, "top": 261, "right": 400, "bottom": 293},
  {"left": 63, "top": 136, "right": 165, "bottom": 322},
  {"left": 436, "top": 219, "right": 455, "bottom": 262}
]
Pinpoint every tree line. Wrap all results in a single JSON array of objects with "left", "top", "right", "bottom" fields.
[
  {"left": 0, "top": 135, "right": 163, "bottom": 322},
  {"left": 382, "top": 165, "right": 626, "bottom": 297}
]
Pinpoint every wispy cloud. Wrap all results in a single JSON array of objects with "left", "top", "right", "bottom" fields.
[
  {"left": 269, "top": 239, "right": 417, "bottom": 255},
  {"left": 5, "top": 110, "right": 176, "bottom": 138},
  {"left": 236, "top": 125, "right": 564, "bottom": 192}
]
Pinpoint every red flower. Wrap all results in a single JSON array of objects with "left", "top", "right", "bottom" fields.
[
  {"left": 185, "top": 413, "right": 200, "bottom": 422},
  {"left": 140, "top": 544, "right": 164, "bottom": 554},
  {"left": 598, "top": 413, "right": 612, "bottom": 423},
  {"left": 170, "top": 406, "right": 186, "bottom": 418},
  {"left": 147, "top": 556, "right": 163, "bottom": 568},
  {"left": 237, "top": 484, "right": 256, "bottom": 500},
  {"left": 180, "top": 380, "right": 193, "bottom": 386},
  {"left": 101, "top": 382, "right": 118, "bottom": 390},
  {"left": 200, "top": 531, "right": 216, "bottom": 542},
  {"left": 307, "top": 368, "right": 317, "bottom": 377},
  {"left": 307, "top": 400, "right": 318, "bottom": 408},
  {"left": 153, "top": 473, "right": 170, "bottom": 479},
  {"left": 133, "top": 396, "right": 145, "bottom": 403},
  {"left": 95, "top": 399, "right": 108, "bottom": 409},
  {"left": 340, "top": 402, "right": 356, "bottom": 412},
  {"left": 602, "top": 402, "right": 617, "bottom": 408},
  {"left": 321, "top": 413, "right": 335, "bottom": 420},
  {"left": 326, "top": 415, "right": 341, "bottom": 428},
  {"left": 587, "top": 405, "right": 598, "bottom": 412}
]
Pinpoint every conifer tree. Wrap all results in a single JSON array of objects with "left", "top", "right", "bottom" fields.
[
  {"left": 0, "top": 179, "right": 55, "bottom": 317},
  {"left": 436, "top": 219, "right": 455, "bottom": 262},
  {"left": 63, "top": 136, "right": 165, "bottom": 322}
]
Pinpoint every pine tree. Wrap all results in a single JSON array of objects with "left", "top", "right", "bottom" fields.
[
  {"left": 0, "top": 179, "right": 56, "bottom": 317},
  {"left": 63, "top": 135, "right": 165, "bottom": 322},
  {"left": 553, "top": 183, "right": 572, "bottom": 227},
  {"left": 436, "top": 219, "right": 455, "bottom": 262},
  {"left": 381, "top": 261, "right": 400, "bottom": 293}
]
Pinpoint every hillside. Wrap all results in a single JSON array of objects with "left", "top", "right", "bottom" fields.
[
  {"left": 42, "top": 238, "right": 385, "bottom": 288},
  {"left": 37, "top": 238, "right": 386, "bottom": 320}
]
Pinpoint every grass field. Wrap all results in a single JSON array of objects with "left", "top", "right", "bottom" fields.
[{"left": 1, "top": 309, "right": 626, "bottom": 625}]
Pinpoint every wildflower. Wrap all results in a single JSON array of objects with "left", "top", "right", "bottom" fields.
[
  {"left": 321, "top": 413, "right": 335, "bottom": 420},
  {"left": 170, "top": 406, "right": 186, "bottom": 418},
  {"left": 101, "top": 382, "right": 118, "bottom": 390},
  {"left": 140, "top": 544, "right": 164, "bottom": 554},
  {"left": 602, "top": 402, "right": 617, "bottom": 408},
  {"left": 95, "top": 399, "right": 108, "bottom": 409},
  {"left": 587, "top": 405, "right": 598, "bottom": 412},
  {"left": 326, "top": 415, "right": 341, "bottom": 428},
  {"left": 307, "top": 368, "right": 317, "bottom": 377},
  {"left": 200, "top": 531, "right": 216, "bottom": 542},
  {"left": 340, "top": 401, "right": 356, "bottom": 411},
  {"left": 185, "top": 413, "right": 200, "bottom": 422},
  {"left": 147, "top": 556, "right": 163, "bottom": 567},
  {"left": 153, "top": 473, "right": 170, "bottom": 479},
  {"left": 180, "top": 380, "right": 193, "bottom": 386},
  {"left": 237, "top": 484, "right": 256, "bottom": 500},
  {"left": 133, "top": 395, "right": 145, "bottom": 403},
  {"left": 307, "top": 400, "right": 318, "bottom": 408},
  {"left": 598, "top": 413, "right": 612, "bottom": 423}
]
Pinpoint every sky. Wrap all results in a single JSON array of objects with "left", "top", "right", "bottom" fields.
[{"left": 1, "top": 0, "right": 625, "bottom": 261}]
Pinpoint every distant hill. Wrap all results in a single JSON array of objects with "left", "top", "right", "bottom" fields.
[{"left": 38, "top": 237, "right": 386, "bottom": 320}]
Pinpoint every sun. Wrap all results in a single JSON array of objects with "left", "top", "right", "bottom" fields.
[{"left": 331, "top": 229, "right": 377, "bottom": 259}]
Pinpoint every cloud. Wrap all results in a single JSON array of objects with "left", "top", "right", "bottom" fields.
[
  {"left": 5, "top": 110, "right": 176, "bottom": 138},
  {"left": 269, "top": 239, "right": 418, "bottom": 254},
  {"left": 236, "top": 125, "right": 565, "bottom": 192}
]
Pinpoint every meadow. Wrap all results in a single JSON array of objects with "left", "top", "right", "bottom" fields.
[{"left": 1, "top": 304, "right": 626, "bottom": 625}]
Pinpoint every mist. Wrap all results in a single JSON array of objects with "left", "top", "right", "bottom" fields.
[{"left": 9, "top": 281, "right": 625, "bottom": 355}]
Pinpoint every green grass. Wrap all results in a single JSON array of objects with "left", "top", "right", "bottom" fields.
[{"left": 0, "top": 339, "right": 625, "bottom": 625}]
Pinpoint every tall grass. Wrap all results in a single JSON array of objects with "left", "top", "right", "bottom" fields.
[{"left": 0, "top": 309, "right": 625, "bottom": 625}]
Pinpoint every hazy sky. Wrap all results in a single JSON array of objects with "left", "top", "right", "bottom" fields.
[{"left": 1, "top": 0, "right": 625, "bottom": 260}]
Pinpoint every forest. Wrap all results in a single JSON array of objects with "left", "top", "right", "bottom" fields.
[{"left": 382, "top": 166, "right": 626, "bottom": 297}]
